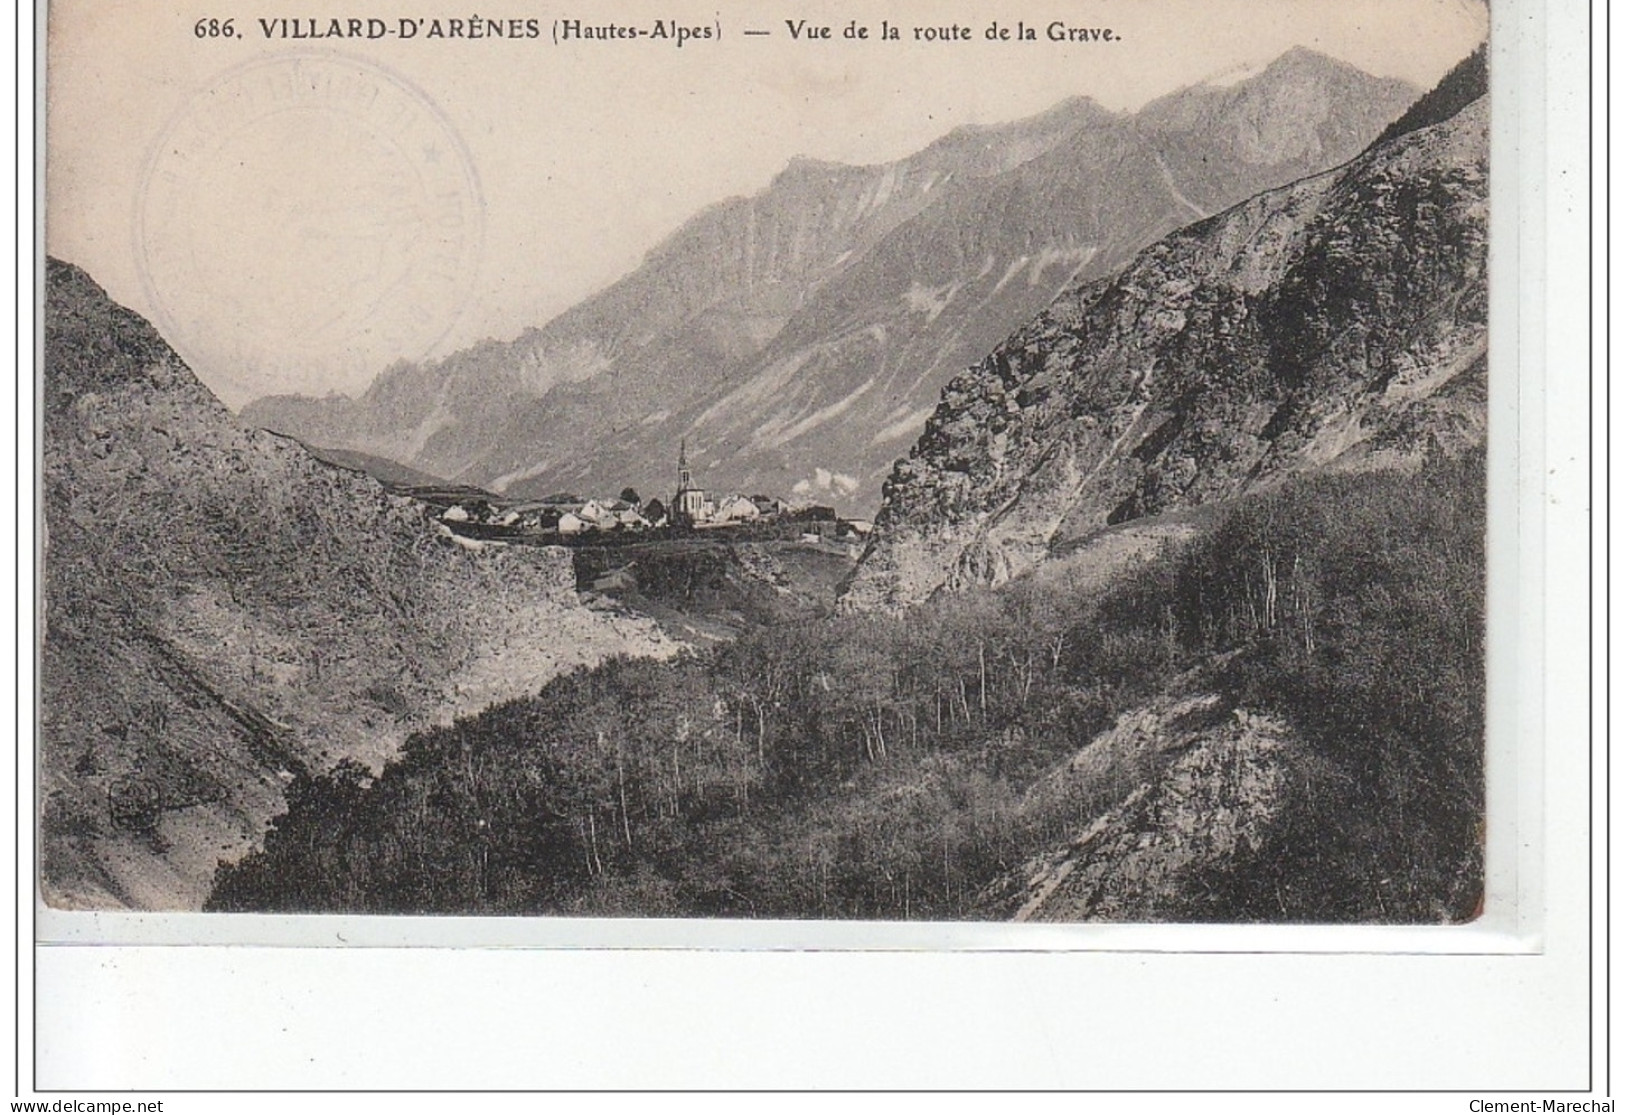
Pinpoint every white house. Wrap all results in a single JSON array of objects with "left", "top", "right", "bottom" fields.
[{"left": 714, "top": 495, "right": 761, "bottom": 523}]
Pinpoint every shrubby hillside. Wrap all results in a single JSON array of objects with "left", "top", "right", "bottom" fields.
[
  {"left": 41, "top": 261, "right": 673, "bottom": 908},
  {"left": 209, "top": 454, "right": 1483, "bottom": 921}
]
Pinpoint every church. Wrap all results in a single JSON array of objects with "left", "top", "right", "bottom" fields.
[{"left": 672, "top": 439, "right": 709, "bottom": 526}]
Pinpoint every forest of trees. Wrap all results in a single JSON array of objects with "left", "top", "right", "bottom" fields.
[{"left": 209, "top": 451, "right": 1485, "bottom": 922}]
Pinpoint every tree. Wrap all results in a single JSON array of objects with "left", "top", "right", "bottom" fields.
[{"left": 620, "top": 487, "right": 641, "bottom": 505}]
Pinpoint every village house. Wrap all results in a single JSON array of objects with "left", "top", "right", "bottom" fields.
[
  {"left": 510, "top": 502, "right": 565, "bottom": 531},
  {"left": 713, "top": 494, "right": 761, "bottom": 523}
]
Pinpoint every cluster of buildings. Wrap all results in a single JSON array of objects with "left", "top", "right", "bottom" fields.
[
  {"left": 441, "top": 494, "right": 657, "bottom": 536},
  {"left": 432, "top": 441, "right": 872, "bottom": 544}
]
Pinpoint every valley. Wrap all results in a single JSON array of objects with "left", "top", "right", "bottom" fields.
[{"left": 41, "top": 45, "right": 1489, "bottom": 922}]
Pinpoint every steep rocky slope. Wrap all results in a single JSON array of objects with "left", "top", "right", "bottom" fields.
[
  {"left": 846, "top": 49, "right": 1487, "bottom": 609},
  {"left": 40, "top": 261, "right": 674, "bottom": 909},
  {"left": 971, "top": 685, "right": 1302, "bottom": 921},
  {"left": 246, "top": 50, "right": 1415, "bottom": 513},
  {"left": 972, "top": 679, "right": 1477, "bottom": 924}
]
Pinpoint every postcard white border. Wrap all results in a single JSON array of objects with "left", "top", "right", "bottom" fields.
[{"left": 34, "top": 0, "right": 1539, "bottom": 955}]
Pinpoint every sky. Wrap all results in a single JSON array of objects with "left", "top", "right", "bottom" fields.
[{"left": 45, "top": 0, "right": 1488, "bottom": 407}]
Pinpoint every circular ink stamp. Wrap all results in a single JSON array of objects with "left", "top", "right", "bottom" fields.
[{"left": 134, "top": 53, "right": 484, "bottom": 406}]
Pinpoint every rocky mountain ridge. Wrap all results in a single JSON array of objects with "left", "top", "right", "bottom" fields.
[
  {"left": 845, "top": 48, "right": 1488, "bottom": 609},
  {"left": 244, "top": 49, "right": 1417, "bottom": 514}
]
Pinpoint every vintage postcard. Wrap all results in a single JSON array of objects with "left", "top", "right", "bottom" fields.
[{"left": 39, "top": 0, "right": 1498, "bottom": 928}]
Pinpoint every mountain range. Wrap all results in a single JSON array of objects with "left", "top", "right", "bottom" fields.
[{"left": 243, "top": 49, "right": 1417, "bottom": 515}]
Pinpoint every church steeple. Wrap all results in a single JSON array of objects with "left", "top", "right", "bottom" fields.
[{"left": 674, "top": 438, "right": 705, "bottom": 526}]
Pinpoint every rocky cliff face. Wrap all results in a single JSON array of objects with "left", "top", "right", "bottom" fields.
[
  {"left": 846, "top": 50, "right": 1487, "bottom": 609},
  {"left": 244, "top": 49, "right": 1415, "bottom": 514},
  {"left": 972, "top": 686, "right": 1302, "bottom": 922},
  {"left": 41, "top": 261, "right": 674, "bottom": 909}
]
